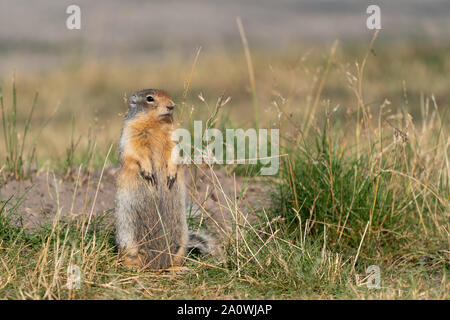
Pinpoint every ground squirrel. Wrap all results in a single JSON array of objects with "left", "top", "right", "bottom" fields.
[{"left": 114, "top": 89, "right": 212, "bottom": 270}]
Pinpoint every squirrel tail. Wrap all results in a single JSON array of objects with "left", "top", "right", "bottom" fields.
[{"left": 187, "top": 231, "right": 215, "bottom": 256}]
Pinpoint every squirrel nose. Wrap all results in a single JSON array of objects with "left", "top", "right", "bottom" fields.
[{"left": 167, "top": 105, "right": 175, "bottom": 111}]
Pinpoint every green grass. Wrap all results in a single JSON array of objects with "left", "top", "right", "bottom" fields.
[{"left": 274, "top": 120, "right": 448, "bottom": 248}]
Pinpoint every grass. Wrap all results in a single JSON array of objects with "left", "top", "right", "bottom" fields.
[
  {"left": 0, "top": 80, "right": 38, "bottom": 179},
  {"left": 275, "top": 111, "right": 448, "bottom": 247},
  {"left": 0, "top": 189, "right": 446, "bottom": 299},
  {"left": 0, "top": 36, "right": 449, "bottom": 299}
]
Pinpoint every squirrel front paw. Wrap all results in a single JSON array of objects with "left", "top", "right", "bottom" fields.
[
  {"left": 141, "top": 169, "right": 157, "bottom": 186},
  {"left": 167, "top": 172, "right": 177, "bottom": 190}
]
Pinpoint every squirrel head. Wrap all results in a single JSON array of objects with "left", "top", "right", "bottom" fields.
[{"left": 126, "top": 89, "right": 176, "bottom": 123}]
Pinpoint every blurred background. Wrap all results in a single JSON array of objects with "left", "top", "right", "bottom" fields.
[
  {"left": 1, "top": 0, "right": 449, "bottom": 66},
  {"left": 0, "top": 0, "right": 449, "bottom": 162}
]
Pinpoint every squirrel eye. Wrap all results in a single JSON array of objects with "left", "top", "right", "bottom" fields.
[{"left": 146, "top": 96, "right": 154, "bottom": 102}]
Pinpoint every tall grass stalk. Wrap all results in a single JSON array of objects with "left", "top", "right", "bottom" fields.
[
  {"left": 237, "top": 17, "right": 259, "bottom": 129},
  {"left": 0, "top": 80, "right": 38, "bottom": 179}
]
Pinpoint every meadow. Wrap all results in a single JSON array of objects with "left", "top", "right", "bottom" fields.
[{"left": 0, "top": 33, "right": 448, "bottom": 299}]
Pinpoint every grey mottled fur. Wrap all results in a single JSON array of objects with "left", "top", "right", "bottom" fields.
[
  {"left": 187, "top": 231, "right": 215, "bottom": 255},
  {"left": 115, "top": 169, "right": 188, "bottom": 269}
]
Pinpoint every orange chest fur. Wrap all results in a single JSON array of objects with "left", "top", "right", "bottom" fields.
[{"left": 126, "top": 123, "right": 174, "bottom": 166}]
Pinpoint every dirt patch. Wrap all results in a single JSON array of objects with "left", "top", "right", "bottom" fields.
[
  {"left": 0, "top": 168, "right": 117, "bottom": 230},
  {"left": 184, "top": 165, "right": 273, "bottom": 236},
  {"left": 0, "top": 166, "right": 272, "bottom": 236}
]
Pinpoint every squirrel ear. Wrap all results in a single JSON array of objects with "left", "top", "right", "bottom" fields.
[{"left": 129, "top": 93, "right": 139, "bottom": 106}]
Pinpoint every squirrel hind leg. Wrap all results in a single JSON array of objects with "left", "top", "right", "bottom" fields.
[
  {"left": 120, "top": 248, "right": 146, "bottom": 270},
  {"left": 121, "top": 255, "right": 142, "bottom": 270},
  {"left": 186, "top": 231, "right": 215, "bottom": 256}
]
